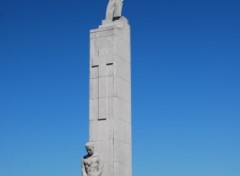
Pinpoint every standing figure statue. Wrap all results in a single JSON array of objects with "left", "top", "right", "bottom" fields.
[
  {"left": 105, "top": 0, "right": 123, "bottom": 21},
  {"left": 82, "top": 142, "right": 104, "bottom": 176}
]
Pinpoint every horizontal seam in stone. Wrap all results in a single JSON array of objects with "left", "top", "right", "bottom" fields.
[
  {"left": 114, "top": 139, "right": 131, "bottom": 145},
  {"left": 114, "top": 118, "right": 132, "bottom": 124},
  {"left": 89, "top": 118, "right": 131, "bottom": 124},
  {"left": 90, "top": 96, "right": 131, "bottom": 103},
  {"left": 90, "top": 55, "right": 131, "bottom": 63},
  {"left": 89, "top": 140, "right": 114, "bottom": 142},
  {"left": 90, "top": 75, "right": 130, "bottom": 83},
  {"left": 90, "top": 34, "right": 115, "bottom": 39},
  {"left": 90, "top": 28, "right": 114, "bottom": 33}
]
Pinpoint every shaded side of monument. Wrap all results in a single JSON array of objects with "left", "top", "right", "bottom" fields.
[{"left": 85, "top": 1, "right": 132, "bottom": 176}]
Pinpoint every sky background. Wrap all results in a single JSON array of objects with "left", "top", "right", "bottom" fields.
[{"left": 0, "top": 0, "right": 240, "bottom": 176}]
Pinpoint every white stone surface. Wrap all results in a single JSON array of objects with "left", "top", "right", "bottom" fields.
[
  {"left": 115, "top": 77, "right": 130, "bottom": 102},
  {"left": 114, "top": 140, "right": 131, "bottom": 164},
  {"left": 90, "top": 79, "right": 99, "bottom": 99},
  {"left": 89, "top": 17, "right": 131, "bottom": 176},
  {"left": 116, "top": 58, "right": 130, "bottom": 81},
  {"left": 114, "top": 162, "right": 131, "bottom": 176},
  {"left": 114, "top": 97, "right": 131, "bottom": 123},
  {"left": 89, "top": 99, "right": 98, "bottom": 121},
  {"left": 114, "top": 119, "right": 131, "bottom": 143}
]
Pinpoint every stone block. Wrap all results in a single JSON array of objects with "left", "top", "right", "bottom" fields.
[
  {"left": 89, "top": 119, "right": 113, "bottom": 141},
  {"left": 106, "top": 97, "right": 114, "bottom": 119},
  {"left": 106, "top": 63, "right": 114, "bottom": 76},
  {"left": 90, "top": 32, "right": 114, "bottom": 62},
  {"left": 114, "top": 162, "right": 131, "bottom": 176},
  {"left": 99, "top": 98, "right": 107, "bottom": 120},
  {"left": 114, "top": 140, "right": 131, "bottom": 164},
  {"left": 116, "top": 58, "right": 130, "bottom": 82},
  {"left": 112, "top": 22, "right": 130, "bottom": 43},
  {"left": 90, "top": 28, "right": 114, "bottom": 39},
  {"left": 106, "top": 76, "right": 114, "bottom": 97},
  {"left": 99, "top": 77, "right": 107, "bottom": 98},
  {"left": 89, "top": 119, "right": 98, "bottom": 141},
  {"left": 90, "top": 78, "right": 99, "bottom": 99},
  {"left": 114, "top": 119, "right": 131, "bottom": 143},
  {"left": 90, "top": 99, "right": 98, "bottom": 121},
  {"left": 90, "top": 65, "right": 99, "bottom": 79},
  {"left": 115, "top": 77, "right": 131, "bottom": 102},
  {"left": 115, "top": 37, "right": 130, "bottom": 62},
  {"left": 114, "top": 97, "right": 131, "bottom": 122}
]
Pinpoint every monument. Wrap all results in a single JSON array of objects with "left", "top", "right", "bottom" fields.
[{"left": 82, "top": 0, "right": 132, "bottom": 176}]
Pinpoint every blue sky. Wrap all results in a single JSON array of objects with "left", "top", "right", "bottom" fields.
[{"left": 0, "top": 0, "right": 240, "bottom": 176}]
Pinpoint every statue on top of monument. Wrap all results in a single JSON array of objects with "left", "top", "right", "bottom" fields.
[
  {"left": 105, "top": 0, "right": 123, "bottom": 21},
  {"left": 82, "top": 142, "right": 104, "bottom": 176}
]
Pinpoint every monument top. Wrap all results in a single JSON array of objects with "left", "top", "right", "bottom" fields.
[
  {"left": 100, "top": 16, "right": 128, "bottom": 29},
  {"left": 90, "top": 16, "right": 129, "bottom": 34},
  {"left": 104, "top": 0, "right": 124, "bottom": 24}
]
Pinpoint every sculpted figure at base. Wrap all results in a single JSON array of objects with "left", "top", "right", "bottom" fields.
[
  {"left": 82, "top": 142, "right": 103, "bottom": 176},
  {"left": 106, "top": 0, "right": 123, "bottom": 21}
]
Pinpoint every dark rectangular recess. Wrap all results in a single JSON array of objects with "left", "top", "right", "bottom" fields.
[
  {"left": 98, "top": 118, "right": 106, "bottom": 121},
  {"left": 106, "top": 63, "right": 113, "bottom": 66},
  {"left": 92, "top": 65, "right": 98, "bottom": 68}
]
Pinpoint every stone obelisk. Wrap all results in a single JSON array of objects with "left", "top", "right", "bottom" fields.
[{"left": 88, "top": 1, "right": 131, "bottom": 176}]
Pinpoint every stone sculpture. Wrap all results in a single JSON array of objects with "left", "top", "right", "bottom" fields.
[
  {"left": 105, "top": 0, "right": 123, "bottom": 21},
  {"left": 82, "top": 142, "right": 103, "bottom": 176}
]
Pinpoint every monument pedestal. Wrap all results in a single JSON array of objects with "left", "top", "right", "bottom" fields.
[{"left": 89, "top": 17, "right": 131, "bottom": 176}]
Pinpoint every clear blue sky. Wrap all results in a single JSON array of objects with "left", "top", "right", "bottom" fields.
[{"left": 0, "top": 0, "right": 240, "bottom": 176}]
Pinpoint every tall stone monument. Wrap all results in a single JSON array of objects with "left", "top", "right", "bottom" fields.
[{"left": 82, "top": 1, "right": 132, "bottom": 176}]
